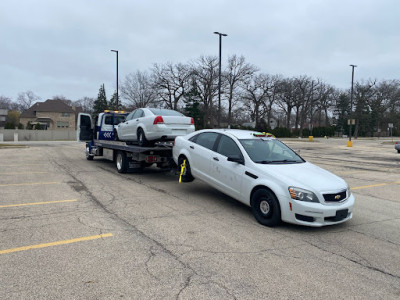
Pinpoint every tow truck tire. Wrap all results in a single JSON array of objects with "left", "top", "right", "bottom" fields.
[
  {"left": 137, "top": 128, "right": 148, "bottom": 147},
  {"left": 116, "top": 151, "right": 128, "bottom": 173},
  {"left": 178, "top": 156, "right": 194, "bottom": 182},
  {"left": 86, "top": 146, "right": 94, "bottom": 160},
  {"left": 251, "top": 188, "right": 281, "bottom": 227}
]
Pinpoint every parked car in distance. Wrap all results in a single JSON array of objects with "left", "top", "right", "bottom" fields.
[
  {"left": 173, "top": 129, "right": 354, "bottom": 227},
  {"left": 395, "top": 141, "right": 400, "bottom": 153},
  {"left": 115, "top": 108, "right": 195, "bottom": 146}
]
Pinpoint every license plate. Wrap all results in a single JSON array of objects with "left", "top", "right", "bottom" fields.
[
  {"left": 335, "top": 209, "right": 348, "bottom": 221},
  {"left": 172, "top": 130, "right": 186, "bottom": 135}
]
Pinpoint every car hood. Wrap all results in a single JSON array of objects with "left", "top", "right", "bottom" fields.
[{"left": 254, "top": 161, "right": 348, "bottom": 193}]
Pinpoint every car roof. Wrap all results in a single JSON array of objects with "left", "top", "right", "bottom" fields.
[{"left": 196, "top": 129, "right": 275, "bottom": 140}]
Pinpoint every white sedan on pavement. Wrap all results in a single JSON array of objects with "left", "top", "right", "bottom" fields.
[
  {"left": 116, "top": 108, "right": 195, "bottom": 146},
  {"left": 173, "top": 129, "right": 354, "bottom": 227}
]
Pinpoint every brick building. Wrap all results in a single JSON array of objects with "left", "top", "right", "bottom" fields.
[{"left": 20, "top": 99, "right": 82, "bottom": 130}]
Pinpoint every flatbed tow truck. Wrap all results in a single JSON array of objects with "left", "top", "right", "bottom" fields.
[{"left": 77, "top": 111, "right": 175, "bottom": 173}]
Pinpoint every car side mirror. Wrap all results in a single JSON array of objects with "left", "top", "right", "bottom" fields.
[{"left": 227, "top": 156, "right": 244, "bottom": 165}]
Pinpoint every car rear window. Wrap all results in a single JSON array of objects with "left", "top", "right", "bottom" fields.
[{"left": 149, "top": 108, "right": 184, "bottom": 116}]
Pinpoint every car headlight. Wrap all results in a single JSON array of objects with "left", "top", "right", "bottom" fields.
[{"left": 288, "top": 187, "right": 319, "bottom": 203}]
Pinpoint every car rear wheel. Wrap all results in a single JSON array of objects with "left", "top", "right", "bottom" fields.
[
  {"left": 251, "top": 188, "right": 281, "bottom": 227},
  {"left": 137, "top": 128, "right": 148, "bottom": 147},
  {"left": 178, "top": 156, "right": 194, "bottom": 182}
]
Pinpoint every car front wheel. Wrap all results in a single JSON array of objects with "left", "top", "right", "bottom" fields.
[
  {"left": 178, "top": 156, "right": 194, "bottom": 182},
  {"left": 251, "top": 188, "right": 281, "bottom": 227}
]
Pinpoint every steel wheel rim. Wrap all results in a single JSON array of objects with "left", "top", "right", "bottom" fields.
[
  {"left": 117, "top": 154, "right": 122, "bottom": 170},
  {"left": 260, "top": 200, "right": 270, "bottom": 215}
]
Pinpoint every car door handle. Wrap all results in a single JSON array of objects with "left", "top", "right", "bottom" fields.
[
  {"left": 213, "top": 157, "right": 219, "bottom": 161},
  {"left": 190, "top": 145, "right": 194, "bottom": 149}
]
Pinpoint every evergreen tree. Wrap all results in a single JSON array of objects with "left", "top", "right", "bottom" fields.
[
  {"left": 93, "top": 84, "right": 108, "bottom": 115},
  {"left": 109, "top": 91, "right": 119, "bottom": 110},
  {"left": 184, "top": 80, "right": 203, "bottom": 129}
]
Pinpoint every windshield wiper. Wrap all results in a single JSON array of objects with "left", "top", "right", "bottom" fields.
[
  {"left": 270, "top": 159, "right": 299, "bottom": 164},
  {"left": 255, "top": 160, "right": 273, "bottom": 164}
]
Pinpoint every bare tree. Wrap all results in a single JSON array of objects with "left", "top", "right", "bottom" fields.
[
  {"left": 17, "top": 90, "right": 41, "bottom": 111},
  {"left": 191, "top": 56, "right": 219, "bottom": 128},
  {"left": 241, "top": 73, "right": 275, "bottom": 129},
  {"left": 74, "top": 97, "right": 94, "bottom": 114},
  {"left": 276, "top": 78, "right": 297, "bottom": 129},
  {"left": 120, "top": 71, "right": 158, "bottom": 109},
  {"left": 152, "top": 62, "right": 191, "bottom": 110},
  {"left": 0, "top": 96, "right": 12, "bottom": 109},
  {"left": 223, "top": 55, "right": 258, "bottom": 127}
]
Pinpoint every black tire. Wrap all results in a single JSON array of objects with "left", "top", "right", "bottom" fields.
[
  {"left": 251, "top": 188, "right": 281, "bottom": 227},
  {"left": 114, "top": 129, "right": 119, "bottom": 141},
  {"left": 116, "top": 151, "right": 128, "bottom": 173},
  {"left": 397, "top": 150, "right": 400, "bottom": 154},
  {"left": 137, "top": 128, "right": 148, "bottom": 147},
  {"left": 86, "top": 145, "right": 94, "bottom": 161},
  {"left": 178, "top": 156, "right": 194, "bottom": 182}
]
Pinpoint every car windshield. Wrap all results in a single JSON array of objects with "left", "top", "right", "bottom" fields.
[
  {"left": 239, "top": 138, "right": 305, "bottom": 164},
  {"left": 148, "top": 108, "right": 184, "bottom": 116}
]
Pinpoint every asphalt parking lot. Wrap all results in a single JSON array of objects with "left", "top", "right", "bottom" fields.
[{"left": 0, "top": 138, "right": 399, "bottom": 299}]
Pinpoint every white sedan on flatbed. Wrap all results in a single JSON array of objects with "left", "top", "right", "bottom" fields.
[
  {"left": 173, "top": 129, "right": 354, "bottom": 227},
  {"left": 116, "top": 108, "right": 195, "bottom": 146}
]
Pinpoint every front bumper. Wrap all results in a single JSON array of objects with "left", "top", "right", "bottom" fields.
[{"left": 281, "top": 194, "right": 355, "bottom": 227}]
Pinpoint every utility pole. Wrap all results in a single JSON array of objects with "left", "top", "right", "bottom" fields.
[
  {"left": 111, "top": 50, "right": 119, "bottom": 109},
  {"left": 213, "top": 32, "right": 227, "bottom": 127},
  {"left": 348, "top": 64, "right": 357, "bottom": 146}
]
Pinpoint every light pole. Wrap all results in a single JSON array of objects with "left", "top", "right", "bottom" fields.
[
  {"left": 348, "top": 64, "right": 357, "bottom": 145},
  {"left": 213, "top": 32, "right": 227, "bottom": 128},
  {"left": 111, "top": 50, "right": 119, "bottom": 109}
]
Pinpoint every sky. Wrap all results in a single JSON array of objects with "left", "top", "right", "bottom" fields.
[{"left": 1, "top": 0, "right": 399, "bottom": 104}]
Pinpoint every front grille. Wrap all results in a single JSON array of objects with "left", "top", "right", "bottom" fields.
[{"left": 323, "top": 190, "right": 347, "bottom": 202}]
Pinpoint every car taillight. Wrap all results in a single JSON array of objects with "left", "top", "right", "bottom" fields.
[
  {"left": 190, "top": 117, "right": 194, "bottom": 125},
  {"left": 153, "top": 116, "right": 164, "bottom": 125}
]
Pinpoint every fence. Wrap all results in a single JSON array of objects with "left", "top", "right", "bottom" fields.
[{"left": 0, "top": 129, "right": 77, "bottom": 142}]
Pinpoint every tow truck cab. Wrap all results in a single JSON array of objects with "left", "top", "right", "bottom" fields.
[{"left": 78, "top": 111, "right": 127, "bottom": 142}]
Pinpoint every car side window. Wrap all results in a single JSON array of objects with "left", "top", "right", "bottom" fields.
[
  {"left": 136, "top": 109, "right": 144, "bottom": 118},
  {"left": 126, "top": 111, "right": 135, "bottom": 121},
  {"left": 132, "top": 110, "right": 142, "bottom": 119},
  {"left": 216, "top": 135, "right": 243, "bottom": 159},
  {"left": 194, "top": 132, "right": 219, "bottom": 150}
]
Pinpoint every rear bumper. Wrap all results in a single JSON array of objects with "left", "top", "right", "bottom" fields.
[{"left": 146, "top": 125, "right": 195, "bottom": 141}]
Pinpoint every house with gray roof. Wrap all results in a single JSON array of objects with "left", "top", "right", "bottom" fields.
[{"left": 20, "top": 99, "right": 82, "bottom": 130}]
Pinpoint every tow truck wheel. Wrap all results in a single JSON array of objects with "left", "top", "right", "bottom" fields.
[
  {"left": 86, "top": 146, "right": 94, "bottom": 160},
  {"left": 116, "top": 151, "right": 128, "bottom": 173},
  {"left": 137, "top": 128, "right": 148, "bottom": 147},
  {"left": 251, "top": 188, "right": 281, "bottom": 227}
]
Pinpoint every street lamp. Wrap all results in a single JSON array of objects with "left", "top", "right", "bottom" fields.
[
  {"left": 348, "top": 64, "right": 357, "bottom": 146},
  {"left": 213, "top": 32, "right": 227, "bottom": 128},
  {"left": 111, "top": 50, "right": 119, "bottom": 109}
]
